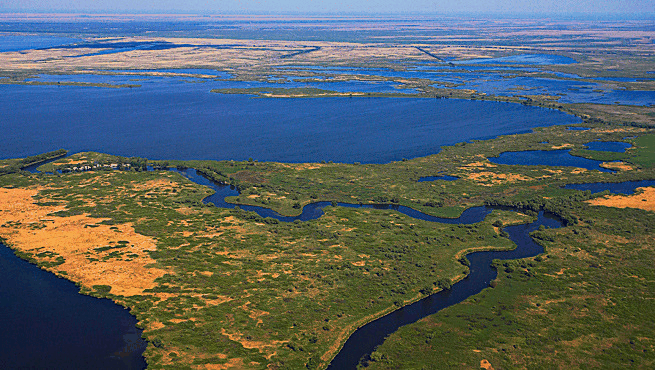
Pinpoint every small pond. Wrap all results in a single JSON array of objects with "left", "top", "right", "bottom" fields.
[{"left": 418, "top": 175, "right": 459, "bottom": 182}]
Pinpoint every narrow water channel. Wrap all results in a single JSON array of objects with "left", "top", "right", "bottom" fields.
[{"left": 173, "top": 168, "right": 564, "bottom": 369}]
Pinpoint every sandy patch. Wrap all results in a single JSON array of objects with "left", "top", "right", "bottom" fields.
[
  {"left": 220, "top": 328, "right": 287, "bottom": 352},
  {"left": 149, "top": 321, "right": 165, "bottom": 330},
  {"left": 463, "top": 161, "right": 497, "bottom": 168},
  {"left": 586, "top": 187, "right": 655, "bottom": 212},
  {"left": 197, "top": 358, "right": 244, "bottom": 370},
  {"left": 551, "top": 143, "right": 573, "bottom": 149},
  {"left": 131, "top": 178, "right": 175, "bottom": 190},
  {"left": 480, "top": 359, "right": 495, "bottom": 370},
  {"left": 467, "top": 172, "right": 532, "bottom": 186},
  {"left": 0, "top": 187, "right": 166, "bottom": 296},
  {"left": 600, "top": 161, "right": 634, "bottom": 171}
]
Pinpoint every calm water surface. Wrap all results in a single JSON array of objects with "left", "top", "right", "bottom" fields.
[
  {"left": 0, "top": 35, "right": 82, "bottom": 52},
  {"left": 0, "top": 244, "right": 146, "bottom": 369},
  {"left": 490, "top": 149, "right": 615, "bottom": 172},
  {"left": 585, "top": 141, "right": 632, "bottom": 153},
  {"left": 418, "top": 175, "right": 459, "bottom": 182},
  {"left": 0, "top": 82, "right": 580, "bottom": 163}
]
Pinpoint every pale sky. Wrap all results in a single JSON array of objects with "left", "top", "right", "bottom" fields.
[{"left": 1, "top": 0, "right": 652, "bottom": 15}]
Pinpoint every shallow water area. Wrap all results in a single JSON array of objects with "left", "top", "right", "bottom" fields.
[
  {"left": 454, "top": 76, "right": 655, "bottom": 106},
  {"left": 451, "top": 54, "right": 578, "bottom": 65},
  {"left": 26, "top": 72, "right": 418, "bottom": 94},
  {"left": 279, "top": 64, "right": 655, "bottom": 105}
]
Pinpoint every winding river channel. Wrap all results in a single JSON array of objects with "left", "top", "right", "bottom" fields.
[
  {"left": 173, "top": 168, "right": 563, "bottom": 369},
  {"left": 9, "top": 156, "right": 653, "bottom": 368},
  {"left": 172, "top": 168, "right": 654, "bottom": 368}
]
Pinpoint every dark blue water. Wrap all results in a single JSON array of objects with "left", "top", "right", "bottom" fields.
[
  {"left": 489, "top": 149, "right": 615, "bottom": 172},
  {"left": 585, "top": 141, "right": 632, "bottom": 153},
  {"left": 327, "top": 211, "right": 562, "bottom": 369},
  {"left": 0, "top": 35, "right": 82, "bottom": 52},
  {"left": 418, "top": 175, "right": 459, "bottom": 182},
  {"left": 0, "top": 83, "right": 580, "bottom": 163},
  {"left": 0, "top": 245, "right": 147, "bottom": 369},
  {"left": 563, "top": 180, "right": 655, "bottom": 194}
]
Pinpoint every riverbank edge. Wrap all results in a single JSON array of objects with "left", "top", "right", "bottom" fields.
[
  {"left": 318, "top": 214, "right": 540, "bottom": 369},
  {"left": 0, "top": 238, "right": 148, "bottom": 360}
]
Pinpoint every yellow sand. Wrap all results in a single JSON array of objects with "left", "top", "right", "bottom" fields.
[
  {"left": 0, "top": 187, "right": 166, "bottom": 296},
  {"left": 586, "top": 187, "right": 655, "bottom": 212}
]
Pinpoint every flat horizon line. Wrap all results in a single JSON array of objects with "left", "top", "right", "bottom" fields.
[{"left": 1, "top": 10, "right": 654, "bottom": 19}]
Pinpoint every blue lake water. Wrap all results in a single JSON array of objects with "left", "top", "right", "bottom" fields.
[
  {"left": 0, "top": 82, "right": 580, "bottom": 163},
  {"left": 48, "top": 40, "right": 243, "bottom": 58},
  {"left": 489, "top": 150, "right": 614, "bottom": 172},
  {"left": 585, "top": 141, "right": 632, "bottom": 152},
  {"left": 418, "top": 175, "right": 459, "bottom": 182},
  {"left": 0, "top": 244, "right": 146, "bottom": 369},
  {"left": 0, "top": 35, "right": 82, "bottom": 52}
]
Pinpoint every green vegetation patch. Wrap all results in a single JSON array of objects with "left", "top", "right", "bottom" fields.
[
  {"left": 364, "top": 205, "right": 655, "bottom": 370},
  {"left": 630, "top": 133, "right": 655, "bottom": 167}
]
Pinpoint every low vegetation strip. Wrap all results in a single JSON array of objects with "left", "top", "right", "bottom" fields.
[{"left": 364, "top": 204, "right": 655, "bottom": 369}]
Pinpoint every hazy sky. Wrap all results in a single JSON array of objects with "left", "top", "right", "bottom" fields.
[{"left": 1, "top": 0, "right": 652, "bottom": 15}]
